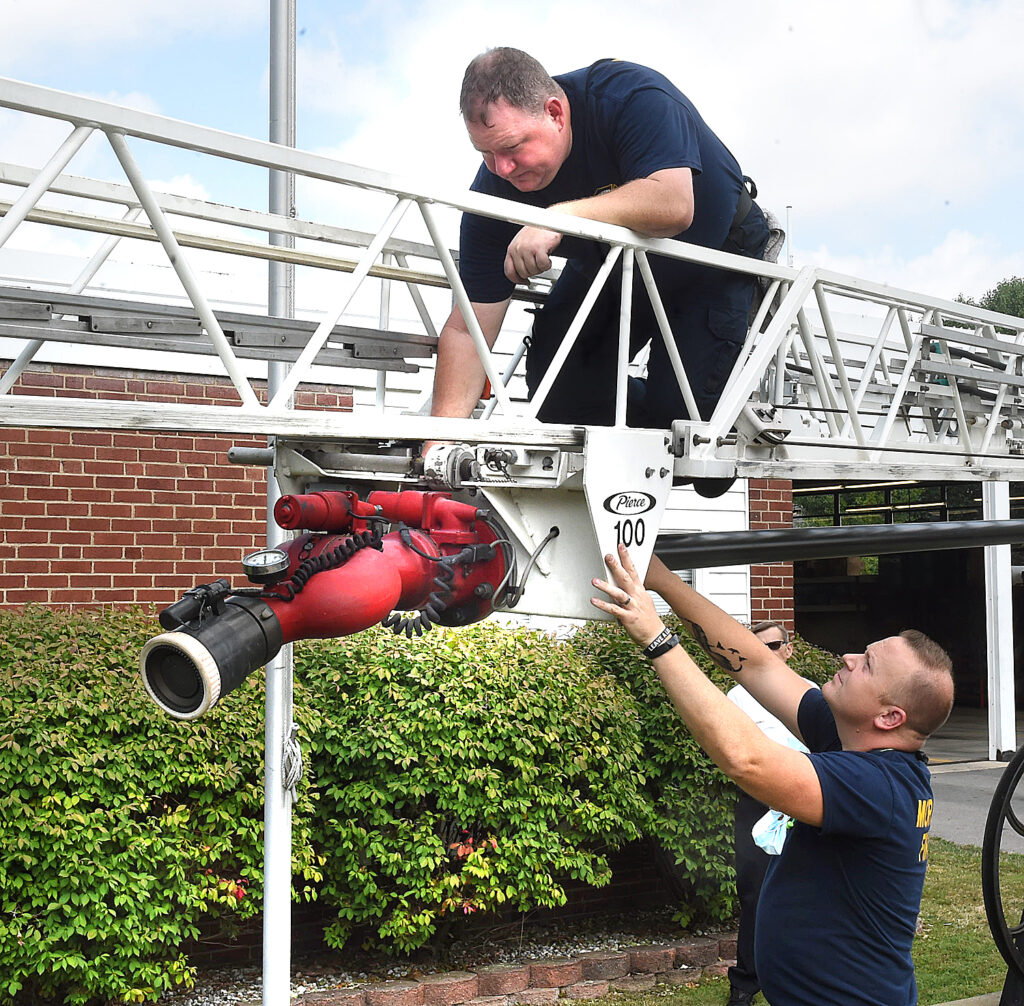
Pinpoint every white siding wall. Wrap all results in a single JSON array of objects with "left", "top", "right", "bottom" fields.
[{"left": 654, "top": 482, "right": 751, "bottom": 624}]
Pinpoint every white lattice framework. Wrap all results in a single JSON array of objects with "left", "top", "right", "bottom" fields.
[{"left": 1, "top": 75, "right": 1024, "bottom": 489}]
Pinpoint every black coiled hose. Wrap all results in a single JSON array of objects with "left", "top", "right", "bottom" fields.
[
  {"left": 261, "top": 527, "right": 384, "bottom": 602},
  {"left": 381, "top": 563, "right": 455, "bottom": 638}
]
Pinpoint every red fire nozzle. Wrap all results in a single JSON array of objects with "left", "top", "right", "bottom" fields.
[{"left": 140, "top": 488, "right": 509, "bottom": 719}]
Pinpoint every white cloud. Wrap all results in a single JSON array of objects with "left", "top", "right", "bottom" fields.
[
  {"left": 293, "top": 0, "right": 1024, "bottom": 291},
  {"left": 0, "top": 0, "right": 264, "bottom": 71},
  {"left": 148, "top": 174, "right": 212, "bottom": 202},
  {"left": 805, "top": 229, "right": 1024, "bottom": 303}
]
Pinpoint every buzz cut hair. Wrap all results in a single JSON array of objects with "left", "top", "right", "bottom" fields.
[
  {"left": 891, "top": 629, "right": 955, "bottom": 739},
  {"left": 460, "top": 47, "right": 564, "bottom": 123}
]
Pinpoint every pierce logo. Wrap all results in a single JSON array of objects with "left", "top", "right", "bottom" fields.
[{"left": 603, "top": 491, "right": 656, "bottom": 515}]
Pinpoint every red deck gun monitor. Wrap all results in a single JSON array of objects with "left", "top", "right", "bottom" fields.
[{"left": 139, "top": 490, "right": 509, "bottom": 719}]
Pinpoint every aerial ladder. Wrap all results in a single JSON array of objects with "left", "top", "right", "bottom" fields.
[{"left": 5, "top": 76, "right": 1024, "bottom": 995}]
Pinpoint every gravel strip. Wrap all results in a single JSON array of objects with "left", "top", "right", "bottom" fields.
[{"left": 157, "top": 910, "right": 717, "bottom": 1006}]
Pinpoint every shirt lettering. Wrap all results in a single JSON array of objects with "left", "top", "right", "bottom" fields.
[{"left": 916, "top": 798, "right": 933, "bottom": 862}]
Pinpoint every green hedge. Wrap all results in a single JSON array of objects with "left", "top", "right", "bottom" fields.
[
  {"left": 0, "top": 605, "right": 839, "bottom": 1004},
  {"left": 0, "top": 607, "right": 321, "bottom": 1005},
  {"left": 301, "top": 625, "right": 650, "bottom": 953}
]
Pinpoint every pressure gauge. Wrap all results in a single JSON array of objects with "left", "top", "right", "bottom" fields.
[{"left": 241, "top": 548, "right": 291, "bottom": 585}]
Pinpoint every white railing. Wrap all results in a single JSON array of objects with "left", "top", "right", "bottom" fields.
[{"left": 2, "top": 76, "right": 1024, "bottom": 481}]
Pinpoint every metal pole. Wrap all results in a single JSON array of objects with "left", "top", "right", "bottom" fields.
[
  {"left": 376, "top": 253, "right": 392, "bottom": 411},
  {"left": 263, "top": 2, "right": 296, "bottom": 1004},
  {"left": 654, "top": 519, "right": 1024, "bottom": 570},
  {"left": 983, "top": 483, "right": 1016, "bottom": 760},
  {"left": 614, "top": 248, "right": 634, "bottom": 428}
]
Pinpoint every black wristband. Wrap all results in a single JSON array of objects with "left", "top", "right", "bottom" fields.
[{"left": 643, "top": 628, "right": 679, "bottom": 659}]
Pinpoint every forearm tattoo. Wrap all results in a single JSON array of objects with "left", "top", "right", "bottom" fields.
[{"left": 680, "top": 617, "right": 746, "bottom": 674}]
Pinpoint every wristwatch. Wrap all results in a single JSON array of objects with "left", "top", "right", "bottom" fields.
[{"left": 643, "top": 627, "right": 680, "bottom": 659}]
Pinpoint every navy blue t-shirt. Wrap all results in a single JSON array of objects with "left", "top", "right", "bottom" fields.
[
  {"left": 756, "top": 689, "right": 933, "bottom": 1006},
  {"left": 459, "top": 60, "right": 747, "bottom": 304}
]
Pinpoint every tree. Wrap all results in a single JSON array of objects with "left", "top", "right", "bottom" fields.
[{"left": 957, "top": 276, "right": 1024, "bottom": 320}]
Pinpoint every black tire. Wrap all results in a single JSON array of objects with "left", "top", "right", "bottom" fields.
[{"left": 982, "top": 744, "right": 1024, "bottom": 982}]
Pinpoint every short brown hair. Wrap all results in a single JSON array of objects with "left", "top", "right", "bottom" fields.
[
  {"left": 460, "top": 47, "right": 563, "bottom": 122},
  {"left": 888, "top": 629, "right": 955, "bottom": 738},
  {"left": 751, "top": 619, "right": 789, "bottom": 643}
]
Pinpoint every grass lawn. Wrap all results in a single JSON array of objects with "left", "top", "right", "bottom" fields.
[{"left": 592, "top": 836, "right": 1016, "bottom": 1006}]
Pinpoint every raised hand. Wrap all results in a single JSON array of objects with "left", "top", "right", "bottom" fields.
[{"left": 590, "top": 543, "right": 665, "bottom": 647}]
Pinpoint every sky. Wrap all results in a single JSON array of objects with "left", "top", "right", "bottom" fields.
[{"left": 0, "top": 0, "right": 1022, "bottom": 306}]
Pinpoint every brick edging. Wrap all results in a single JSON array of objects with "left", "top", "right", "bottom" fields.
[{"left": 293, "top": 934, "right": 738, "bottom": 1005}]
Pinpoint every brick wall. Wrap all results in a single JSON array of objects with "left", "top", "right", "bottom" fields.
[
  {"left": 0, "top": 361, "right": 353, "bottom": 608},
  {"left": 747, "top": 478, "right": 794, "bottom": 630}
]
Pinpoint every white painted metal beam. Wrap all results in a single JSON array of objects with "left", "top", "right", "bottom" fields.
[{"left": 984, "top": 481, "right": 1016, "bottom": 760}]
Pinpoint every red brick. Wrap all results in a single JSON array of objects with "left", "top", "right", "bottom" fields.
[
  {"left": 527, "top": 960, "right": 582, "bottom": 989},
  {"left": 17, "top": 518, "right": 68, "bottom": 532},
  {"left": 717, "top": 935, "right": 738, "bottom": 959},
  {"left": 21, "top": 371, "right": 62, "bottom": 388},
  {"left": 363, "top": 982, "right": 424, "bottom": 1006},
  {"left": 562, "top": 981, "right": 607, "bottom": 1000},
  {"left": 12, "top": 589, "right": 50, "bottom": 602},
  {"left": 575, "top": 951, "right": 628, "bottom": 981},
  {"left": 671, "top": 938, "right": 719, "bottom": 968},
  {"left": 47, "top": 504, "right": 90, "bottom": 517},
  {"left": 7, "top": 442, "right": 54, "bottom": 459},
  {"left": 9, "top": 501, "right": 45, "bottom": 517},
  {"left": 47, "top": 589, "right": 100, "bottom": 604},
  {"left": 294, "top": 992, "right": 367, "bottom": 1006},
  {"left": 139, "top": 381, "right": 186, "bottom": 397},
  {"left": 84, "top": 376, "right": 128, "bottom": 393},
  {"left": 12, "top": 384, "right": 55, "bottom": 396},
  {"left": 509, "top": 990, "right": 558, "bottom": 1005},
  {"left": 9, "top": 472, "right": 53, "bottom": 488},
  {"left": 623, "top": 944, "right": 675, "bottom": 974},
  {"left": 0, "top": 573, "right": 33, "bottom": 588},
  {"left": 33, "top": 575, "right": 69, "bottom": 588},
  {"left": 475, "top": 965, "right": 530, "bottom": 997},
  {"left": 608, "top": 976, "right": 655, "bottom": 993},
  {"left": 71, "top": 431, "right": 114, "bottom": 447},
  {"left": 26, "top": 429, "right": 72, "bottom": 444},
  {"left": 655, "top": 971, "right": 697, "bottom": 987},
  {"left": 701, "top": 961, "right": 732, "bottom": 979},
  {"left": 2, "top": 531, "right": 39, "bottom": 544},
  {"left": 418, "top": 972, "right": 478, "bottom": 1006}
]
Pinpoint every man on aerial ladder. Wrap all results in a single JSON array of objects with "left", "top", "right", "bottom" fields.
[{"left": 430, "top": 47, "right": 768, "bottom": 495}]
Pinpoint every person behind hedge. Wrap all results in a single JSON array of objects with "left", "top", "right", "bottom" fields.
[
  {"left": 591, "top": 546, "right": 954, "bottom": 1006},
  {"left": 725, "top": 620, "right": 813, "bottom": 1006}
]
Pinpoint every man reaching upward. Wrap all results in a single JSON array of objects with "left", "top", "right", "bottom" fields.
[{"left": 592, "top": 546, "right": 953, "bottom": 1006}]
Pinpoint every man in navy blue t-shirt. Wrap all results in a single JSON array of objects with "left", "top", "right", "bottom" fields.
[
  {"left": 592, "top": 546, "right": 955, "bottom": 1006},
  {"left": 430, "top": 47, "right": 768, "bottom": 433}
]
